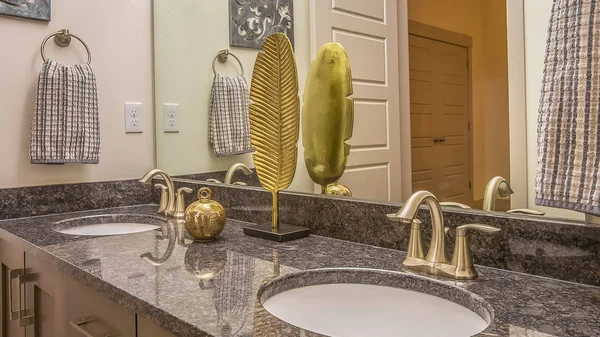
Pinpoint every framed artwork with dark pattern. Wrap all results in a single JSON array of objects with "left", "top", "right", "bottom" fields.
[
  {"left": 0, "top": 0, "right": 51, "bottom": 21},
  {"left": 229, "top": 0, "right": 294, "bottom": 50}
]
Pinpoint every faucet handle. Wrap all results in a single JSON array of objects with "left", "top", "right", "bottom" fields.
[
  {"left": 506, "top": 208, "right": 545, "bottom": 216},
  {"left": 206, "top": 179, "right": 222, "bottom": 184},
  {"left": 174, "top": 187, "right": 193, "bottom": 219},
  {"left": 439, "top": 201, "right": 472, "bottom": 209},
  {"left": 456, "top": 224, "right": 501, "bottom": 236},
  {"left": 154, "top": 184, "right": 169, "bottom": 214},
  {"left": 387, "top": 215, "right": 424, "bottom": 259},
  {"left": 232, "top": 181, "right": 248, "bottom": 186},
  {"left": 451, "top": 224, "right": 501, "bottom": 280}
]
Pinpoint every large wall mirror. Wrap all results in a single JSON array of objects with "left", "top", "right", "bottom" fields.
[{"left": 153, "top": 0, "right": 592, "bottom": 223}]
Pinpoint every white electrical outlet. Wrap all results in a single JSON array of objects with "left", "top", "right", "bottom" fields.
[
  {"left": 163, "top": 103, "right": 179, "bottom": 133},
  {"left": 124, "top": 102, "right": 143, "bottom": 133}
]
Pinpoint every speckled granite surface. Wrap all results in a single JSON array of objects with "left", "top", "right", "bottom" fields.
[
  {"left": 0, "top": 204, "right": 598, "bottom": 337},
  {"left": 0, "top": 179, "right": 155, "bottom": 220},
  {"left": 170, "top": 180, "right": 600, "bottom": 287}
]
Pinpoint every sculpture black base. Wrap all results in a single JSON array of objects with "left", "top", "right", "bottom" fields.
[{"left": 243, "top": 223, "right": 311, "bottom": 242}]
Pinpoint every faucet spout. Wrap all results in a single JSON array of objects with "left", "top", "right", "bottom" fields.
[
  {"left": 394, "top": 190, "right": 448, "bottom": 263},
  {"left": 140, "top": 169, "right": 175, "bottom": 216},
  {"left": 224, "top": 163, "right": 253, "bottom": 184},
  {"left": 482, "top": 176, "right": 514, "bottom": 211}
]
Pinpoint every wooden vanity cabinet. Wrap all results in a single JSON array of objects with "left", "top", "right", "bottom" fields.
[
  {"left": 137, "top": 315, "right": 178, "bottom": 337},
  {"left": 0, "top": 239, "right": 26, "bottom": 337},
  {"left": 63, "top": 275, "right": 136, "bottom": 337},
  {"left": 0, "top": 239, "right": 177, "bottom": 337}
]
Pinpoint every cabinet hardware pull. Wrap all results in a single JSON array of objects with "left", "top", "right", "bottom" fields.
[
  {"left": 70, "top": 317, "right": 112, "bottom": 337},
  {"left": 8, "top": 269, "right": 21, "bottom": 320},
  {"left": 17, "top": 272, "right": 35, "bottom": 327}
]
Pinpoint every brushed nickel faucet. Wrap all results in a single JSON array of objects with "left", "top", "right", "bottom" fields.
[
  {"left": 483, "top": 176, "right": 545, "bottom": 215},
  {"left": 206, "top": 163, "right": 253, "bottom": 185},
  {"left": 388, "top": 190, "right": 501, "bottom": 280},
  {"left": 482, "top": 176, "right": 514, "bottom": 211},
  {"left": 140, "top": 169, "right": 176, "bottom": 217},
  {"left": 224, "top": 163, "right": 253, "bottom": 185}
]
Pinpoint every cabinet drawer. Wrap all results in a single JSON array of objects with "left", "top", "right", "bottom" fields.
[
  {"left": 137, "top": 315, "right": 177, "bottom": 337},
  {"left": 64, "top": 277, "right": 135, "bottom": 337}
]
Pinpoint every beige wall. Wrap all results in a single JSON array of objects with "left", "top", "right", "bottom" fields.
[
  {"left": 407, "top": 0, "right": 510, "bottom": 201},
  {"left": 154, "top": 0, "right": 312, "bottom": 192},
  {"left": 523, "top": 1, "right": 584, "bottom": 220},
  {"left": 0, "top": 0, "right": 155, "bottom": 188}
]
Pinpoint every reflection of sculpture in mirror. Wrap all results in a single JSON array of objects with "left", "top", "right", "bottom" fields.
[{"left": 302, "top": 43, "right": 354, "bottom": 195}]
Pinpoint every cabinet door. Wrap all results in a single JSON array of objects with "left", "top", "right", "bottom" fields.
[
  {"left": 137, "top": 315, "right": 177, "bottom": 337},
  {"left": 0, "top": 239, "right": 26, "bottom": 337},
  {"left": 64, "top": 277, "right": 135, "bottom": 337},
  {"left": 23, "top": 253, "right": 66, "bottom": 337}
]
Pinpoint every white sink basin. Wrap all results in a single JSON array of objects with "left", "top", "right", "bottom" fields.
[
  {"left": 54, "top": 214, "right": 164, "bottom": 237},
  {"left": 258, "top": 268, "right": 492, "bottom": 337}
]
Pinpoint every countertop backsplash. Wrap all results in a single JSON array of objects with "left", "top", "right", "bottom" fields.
[{"left": 0, "top": 180, "right": 155, "bottom": 220}]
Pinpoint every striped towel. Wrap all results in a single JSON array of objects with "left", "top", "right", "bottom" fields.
[
  {"left": 208, "top": 74, "right": 253, "bottom": 157},
  {"left": 536, "top": 0, "right": 600, "bottom": 215},
  {"left": 30, "top": 59, "right": 100, "bottom": 164}
]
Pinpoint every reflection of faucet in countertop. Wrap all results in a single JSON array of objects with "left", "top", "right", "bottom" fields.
[
  {"left": 140, "top": 222, "right": 176, "bottom": 266},
  {"left": 208, "top": 163, "right": 253, "bottom": 185}
]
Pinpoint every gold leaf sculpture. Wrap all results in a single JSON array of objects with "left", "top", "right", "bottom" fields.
[
  {"left": 249, "top": 33, "right": 300, "bottom": 230},
  {"left": 302, "top": 43, "right": 354, "bottom": 194}
]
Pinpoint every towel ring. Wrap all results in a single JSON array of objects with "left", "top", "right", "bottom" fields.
[
  {"left": 212, "top": 49, "right": 244, "bottom": 76},
  {"left": 41, "top": 29, "right": 92, "bottom": 65}
]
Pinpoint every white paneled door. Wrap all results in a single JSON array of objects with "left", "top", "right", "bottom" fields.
[{"left": 310, "top": 0, "right": 402, "bottom": 201}]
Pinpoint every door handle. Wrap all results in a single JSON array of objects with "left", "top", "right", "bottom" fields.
[
  {"left": 433, "top": 137, "right": 440, "bottom": 143},
  {"left": 440, "top": 137, "right": 446, "bottom": 143},
  {"left": 70, "top": 317, "right": 113, "bottom": 337}
]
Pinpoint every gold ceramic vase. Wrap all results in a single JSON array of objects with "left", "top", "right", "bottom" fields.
[
  {"left": 302, "top": 43, "right": 354, "bottom": 194},
  {"left": 184, "top": 188, "right": 226, "bottom": 241}
]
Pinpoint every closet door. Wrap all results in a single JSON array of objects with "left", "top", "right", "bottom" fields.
[
  {"left": 311, "top": 0, "right": 403, "bottom": 201},
  {"left": 409, "top": 34, "right": 471, "bottom": 204}
]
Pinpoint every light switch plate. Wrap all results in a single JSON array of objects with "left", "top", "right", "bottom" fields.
[
  {"left": 124, "top": 102, "right": 143, "bottom": 133},
  {"left": 163, "top": 103, "right": 179, "bottom": 133}
]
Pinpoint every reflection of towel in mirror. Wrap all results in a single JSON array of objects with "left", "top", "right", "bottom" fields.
[
  {"left": 209, "top": 74, "right": 253, "bottom": 157},
  {"left": 536, "top": 0, "right": 600, "bottom": 215},
  {"left": 30, "top": 59, "right": 100, "bottom": 164}
]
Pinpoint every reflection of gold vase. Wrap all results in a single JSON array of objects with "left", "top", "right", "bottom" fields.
[
  {"left": 303, "top": 43, "right": 354, "bottom": 194},
  {"left": 184, "top": 244, "right": 227, "bottom": 285}
]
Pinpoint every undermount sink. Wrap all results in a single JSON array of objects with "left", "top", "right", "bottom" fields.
[
  {"left": 258, "top": 268, "right": 493, "bottom": 337},
  {"left": 54, "top": 214, "right": 165, "bottom": 237}
]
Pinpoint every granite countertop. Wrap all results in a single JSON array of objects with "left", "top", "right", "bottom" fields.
[{"left": 0, "top": 204, "right": 598, "bottom": 337}]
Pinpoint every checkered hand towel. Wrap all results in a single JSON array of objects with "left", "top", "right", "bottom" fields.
[
  {"left": 536, "top": 0, "right": 600, "bottom": 215},
  {"left": 30, "top": 59, "right": 100, "bottom": 164},
  {"left": 209, "top": 74, "right": 253, "bottom": 157}
]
